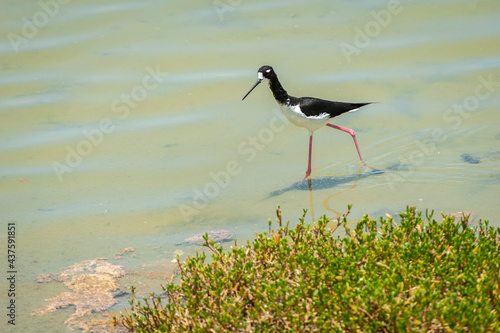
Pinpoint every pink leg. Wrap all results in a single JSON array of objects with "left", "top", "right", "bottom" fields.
[
  {"left": 326, "top": 123, "right": 369, "bottom": 166},
  {"left": 305, "top": 132, "right": 313, "bottom": 177}
]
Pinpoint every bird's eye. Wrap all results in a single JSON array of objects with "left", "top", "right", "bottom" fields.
[{"left": 266, "top": 69, "right": 271, "bottom": 73}]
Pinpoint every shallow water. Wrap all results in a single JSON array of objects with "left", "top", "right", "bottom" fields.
[{"left": 1, "top": 0, "right": 500, "bottom": 331}]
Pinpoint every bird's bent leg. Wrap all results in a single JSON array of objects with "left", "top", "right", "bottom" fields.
[{"left": 326, "top": 123, "right": 370, "bottom": 167}]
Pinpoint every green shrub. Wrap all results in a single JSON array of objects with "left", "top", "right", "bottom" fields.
[{"left": 114, "top": 206, "right": 500, "bottom": 332}]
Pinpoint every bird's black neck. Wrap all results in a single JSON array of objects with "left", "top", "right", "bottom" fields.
[{"left": 268, "top": 74, "right": 289, "bottom": 105}]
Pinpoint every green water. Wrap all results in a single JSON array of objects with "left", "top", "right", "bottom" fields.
[{"left": 1, "top": 0, "right": 500, "bottom": 331}]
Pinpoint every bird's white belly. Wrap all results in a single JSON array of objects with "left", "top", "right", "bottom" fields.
[{"left": 279, "top": 103, "right": 331, "bottom": 133}]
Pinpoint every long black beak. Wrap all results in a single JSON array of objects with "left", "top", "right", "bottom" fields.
[{"left": 242, "top": 78, "right": 263, "bottom": 101}]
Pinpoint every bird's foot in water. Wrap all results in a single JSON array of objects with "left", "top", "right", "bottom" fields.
[
  {"left": 364, "top": 164, "right": 384, "bottom": 174},
  {"left": 300, "top": 173, "right": 311, "bottom": 185}
]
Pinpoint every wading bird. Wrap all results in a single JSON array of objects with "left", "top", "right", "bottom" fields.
[{"left": 242, "top": 65, "right": 375, "bottom": 178}]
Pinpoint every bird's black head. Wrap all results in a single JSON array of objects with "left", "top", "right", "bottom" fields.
[
  {"left": 257, "top": 65, "right": 275, "bottom": 79},
  {"left": 242, "top": 65, "right": 275, "bottom": 101}
]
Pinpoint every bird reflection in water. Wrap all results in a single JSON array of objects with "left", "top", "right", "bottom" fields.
[{"left": 268, "top": 167, "right": 384, "bottom": 221}]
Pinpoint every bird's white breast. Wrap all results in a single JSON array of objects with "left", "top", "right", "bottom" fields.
[{"left": 279, "top": 102, "right": 331, "bottom": 133}]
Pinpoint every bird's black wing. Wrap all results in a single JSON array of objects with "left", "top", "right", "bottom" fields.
[{"left": 297, "top": 97, "right": 370, "bottom": 118}]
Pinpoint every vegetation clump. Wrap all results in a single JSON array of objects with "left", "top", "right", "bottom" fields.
[{"left": 115, "top": 206, "right": 500, "bottom": 332}]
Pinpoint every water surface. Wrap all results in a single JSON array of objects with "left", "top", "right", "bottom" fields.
[{"left": 1, "top": 0, "right": 500, "bottom": 331}]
